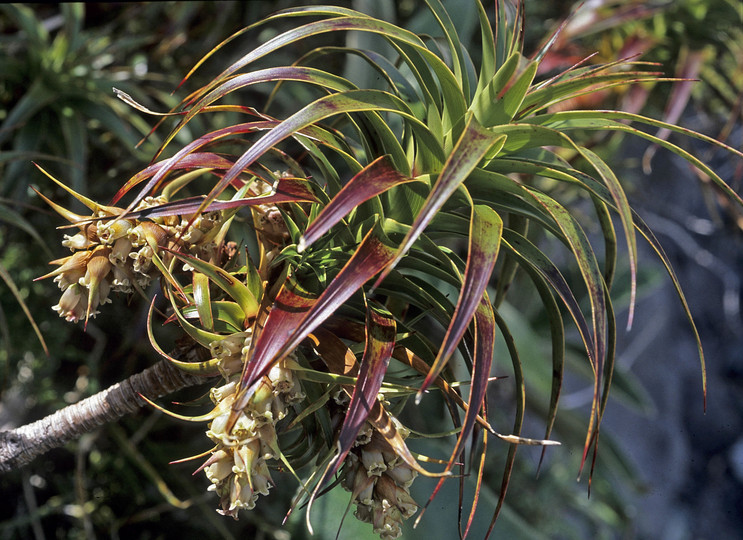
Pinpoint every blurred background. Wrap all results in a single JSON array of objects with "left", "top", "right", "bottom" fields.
[{"left": 0, "top": 1, "right": 741, "bottom": 538}]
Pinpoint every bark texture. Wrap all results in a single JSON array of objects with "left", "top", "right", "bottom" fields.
[{"left": 0, "top": 347, "right": 209, "bottom": 473}]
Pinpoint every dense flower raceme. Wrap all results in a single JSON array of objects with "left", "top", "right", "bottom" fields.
[
  {"left": 38, "top": 191, "right": 226, "bottom": 325},
  {"left": 342, "top": 424, "right": 419, "bottom": 539},
  {"left": 200, "top": 342, "right": 420, "bottom": 536},
  {"left": 201, "top": 352, "right": 302, "bottom": 517}
]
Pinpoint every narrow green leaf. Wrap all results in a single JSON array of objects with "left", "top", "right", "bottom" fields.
[
  {"left": 156, "top": 66, "right": 357, "bottom": 155},
  {"left": 164, "top": 249, "right": 258, "bottom": 323},
  {"left": 470, "top": 50, "right": 520, "bottom": 126},
  {"left": 166, "top": 291, "right": 224, "bottom": 349},
  {"left": 0, "top": 263, "right": 48, "bottom": 356},
  {"left": 501, "top": 230, "right": 593, "bottom": 372},
  {"left": 181, "top": 301, "right": 245, "bottom": 334},
  {"left": 635, "top": 218, "right": 707, "bottom": 409},
  {"left": 527, "top": 190, "right": 607, "bottom": 472},
  {"left": 473, "top": 0, "right": 496, "bottom": 98},
  {"left": 578, "top": 147, "right": 636, "bottom": 329},
  {"left": 373, "top": 115, "right": 503, "bottom": 289},
  {"left": 479, "top": 58, "right": 538, "bottom": 127},
  {"left": 146, "top": 298, "right": 221, "bottom": 376},
  {"left": 524, "top": 110, "right": 743, "bottom": 207},
  {"left": 423, "top": 0, "right": 468, "bottom": 97},
  {"left": 488, "top": 306, "right": 524, "bottom": 528},
  {"left": 192, "top": 272, "right": 213, "bottom": 331}
]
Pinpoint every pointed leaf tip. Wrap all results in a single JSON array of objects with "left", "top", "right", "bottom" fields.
[{"left": 373, "top": 115, "right": 502, "bottom": 290}]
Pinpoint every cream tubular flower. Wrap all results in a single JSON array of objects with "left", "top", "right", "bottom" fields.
[{"left": 52, "top": 283, "right": 87, "bottom": 322}]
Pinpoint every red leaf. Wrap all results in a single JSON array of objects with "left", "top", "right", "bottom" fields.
[
  {"left": 419, "top": 294, "right": 496, "bottom": 519},
  {"left": 228, "top": 224, "right": 397, "bottom": 431},
  {"left": 111, "top": 152, "right": 236, "bottom": 205},
  {"left": 118, "top": 177, "right": 319, "bottom": 221},
  {"left": 298, "top": 155, "right": 414, "bottom": 251},
  {"left": 327, "top": 303, "right": 396, "bottom": 481},
  {"left": 419, "top": 204, "right": 502, "bottom": 396},
  {"left": 226, "top": 277, "right": 316, "bottom": 433},
  {"left": 115, "top": 121, "right": 279, "bottom": 209}
]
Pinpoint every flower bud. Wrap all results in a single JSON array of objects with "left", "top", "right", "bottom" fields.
[
  {"left": 52, "top": 283, "right": 87, "bottom": 322},
  {"left": 53, "top": 267, "right": 86, "bottom": 291},
  {"left": 233, "top": 438, "right": 260, "bottom": 476},
  {"left": 384, "top": 464, "right": 417, "bottom": 489},
  {"left": 360, "top": 447, "right": 387, "bottom": 477},
  {"left": 62, "top": 232, "right": 92, "bottom": 251},
  {"left": 97, "top": 219, "right": 133, "bottom": 244},
  {"left": 204, "top": 450, "right": 233, "bottom": 484},
  {"left": 109, "top": 237, "right": 133, "bottom": 266},
  {"left": 40, "top": 250, "right": 92, "bottom": 282},
  {"left": 80, "top": 247, "right": 113, "bottom": 322},
  {"left": 351, "top": 464, "right": 375, "bottom": 505},
  {"left": 129, "top": 221, "right": 168, "bottom": 248}
]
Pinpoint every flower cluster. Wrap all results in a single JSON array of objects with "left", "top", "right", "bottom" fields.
[
  {"left": 342, "top": 422, "right": 419, "bottom": 539},
  {"left": 200, "top": 350, "right": 305, "bottom": 519},
  {"left": 42, "top": 195, "right": 226, "bottom": 324}
]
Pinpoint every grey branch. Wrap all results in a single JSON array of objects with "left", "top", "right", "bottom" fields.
[{"left": 0, "top": 348, "right": 210, "bottom": 473}]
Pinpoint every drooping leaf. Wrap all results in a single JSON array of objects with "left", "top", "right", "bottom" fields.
[
  {"left": 419, "top": 204, "right": 503, "bottom": 396},
  {"left": 419, "top": 294, "right": 496, "bottom": 522},
  {"left": 0, "top": 262, "right": 48, "bottom": 356},
  {"left": 527, "top": 190, "right": 607, "bottom": 471},
  {"left": 311, "top": 302, "right": 396, "bottom": 492},
  {"left": 227, "top": 276, "right": 317, "bottom": 432},
  {"left": 146, "top": 298, "right": 221, "bottom": 376},
  {"left": 110, "top": 152, "right": 235, "bottom": 205},
  {"left": 487, "top": 306, "right": 525, "bottom": 532},
  {"left": 184, "top": 89, "right": 444, "bottom": 221},
  {"left": 524, "top": 110, "right": 743, "bottom": 206},
  {"left": 165, "top": 290, "right": 224, "bottom": 349}
]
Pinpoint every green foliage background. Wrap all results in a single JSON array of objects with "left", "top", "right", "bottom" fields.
[{"left": 0, "top": 1, "right": 740, "bottom": 539}]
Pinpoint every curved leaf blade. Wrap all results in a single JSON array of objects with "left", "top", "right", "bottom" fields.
[
  {"left": 229, "top": 223, "right": 397, "bottom": 431},
  {"left": 164, "top": 249, "right": 259, "bottom": 322},
  {"left": 419, "top": 204, "right": 503, "bottom": 396},
  {"left": 312, "top": 302, "right": 396, "bottom": 493},
  {"left": 298, "top": 155, "right": 414, "bottom": 251}
]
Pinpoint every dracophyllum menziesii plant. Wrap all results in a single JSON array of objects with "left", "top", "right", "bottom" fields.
[{"left": 30, "top": 0, "right": 743, "bottom": 537}]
